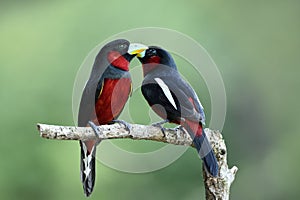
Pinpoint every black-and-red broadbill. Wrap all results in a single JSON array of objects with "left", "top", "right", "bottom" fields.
[
  {"left": 78, "top": 39, "right": 147, "bottom": 196},
  {"left": 137, "top": 46, "right": 219, "bottom": 177}
]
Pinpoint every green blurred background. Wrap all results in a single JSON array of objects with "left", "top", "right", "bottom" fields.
[{"left": 1, "top": 0, "right": 299, "bottom": 199}]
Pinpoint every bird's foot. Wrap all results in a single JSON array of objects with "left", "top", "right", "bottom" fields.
[
  {"left": 88, "top": 121, "right": 101, "bottom": 144},
  {"left": 177, "top": 125, "right": 187, "bottom": 133},
  {"left": 151, "top": 119, "right": 169, "bottom": 137},
  {"left": 111, "top": 120, "right": 131, "bottom": 132}
]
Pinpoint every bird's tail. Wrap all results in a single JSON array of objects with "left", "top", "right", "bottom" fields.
[
  {"left": 79, "top": 141, "right": 97, "bottom": 197},
  {"left": 184, "top": 121, "right": 219, "bottom": 177}
]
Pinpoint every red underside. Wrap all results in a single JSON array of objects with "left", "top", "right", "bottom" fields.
[
  {"left": 85, "top": 78, "right": 131, "bottom": 152},
  {"left": 94, "top": 78, "right": 131, "bottom": 124},
  {"left": 150, "top": 95, "right": 203, "bottom": 137},
  {"left": 186, "top": 97, "right": 203, "bottom": 137},
  {"left": 185, "top": 120, "right": 203, "bottom": 137}
]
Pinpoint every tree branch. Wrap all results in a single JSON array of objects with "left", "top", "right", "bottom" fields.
[{"left": 37, "top": 123, "right": 238, "bottom": 199}]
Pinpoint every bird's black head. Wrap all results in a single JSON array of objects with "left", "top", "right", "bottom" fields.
[
  {"left": 95, "top": 39, "right": 147, "bottom": 71},
  {"left": 137, "top": 46, "right": 177, "bottom": 75}
]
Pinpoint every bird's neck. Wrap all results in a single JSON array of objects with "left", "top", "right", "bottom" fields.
[
  {"left": 142, "top": 63, "right": 159, "bottom": 76},
  {"left": 142, "top": 63, "right": 178, "bottom": 77}
]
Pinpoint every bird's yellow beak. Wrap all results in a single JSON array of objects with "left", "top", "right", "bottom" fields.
[{"left": 128, "top": 43, "right": 148, "bottom": 57}]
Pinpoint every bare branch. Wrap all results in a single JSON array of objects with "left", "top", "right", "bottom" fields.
[
  {"left": 37, "top": 123, "right": 192, "bottom": 145},
  {"left": 202, "top": 129, "right": 238, "bottom": 200},
  {"left": 37, "top": 123, "right": 238, "bottom": 199}
]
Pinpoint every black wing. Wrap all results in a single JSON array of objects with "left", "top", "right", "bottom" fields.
[
  {"left": 142, "top": 72, "right": 205, "bottom": 123},
  {"left": 78, "top": 78, "right": 104, "bottom": 127}
]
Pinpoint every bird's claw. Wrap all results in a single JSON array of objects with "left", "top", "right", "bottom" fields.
[
  {"left": 151, "top": 120, "right": 169, "bottom": 137},
  {"left": 178, "top": 125, "right": 186, "bottom": 133},
  {"left": 111, "top": 120, "right": 131, "bottom": 132},
  {"left": 88, "top": 121, "right": 101, "bottom": 143}
]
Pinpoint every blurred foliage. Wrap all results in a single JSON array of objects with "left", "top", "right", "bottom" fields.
[{"left": 0, "top": 0, "right": 299, "bottom": 199}]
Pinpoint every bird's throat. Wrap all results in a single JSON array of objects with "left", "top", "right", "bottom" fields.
[
  {"left": 107, "top": 51, "right": 130, "bottom": 71},
  {"left": 142, "top": 55, "right": 161, "bottom": 76}
]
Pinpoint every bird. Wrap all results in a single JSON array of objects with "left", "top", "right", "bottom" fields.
[
  {"left": 77, "top": 39, "right": 148, "bottom": 196},
  {"left": 137, "top": 46, "right": 219, "bottom": 177}
]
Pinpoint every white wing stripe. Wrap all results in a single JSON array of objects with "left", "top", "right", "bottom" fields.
[
  {"left": 154, "top": 78, "right": 177, "bottom": 110},
  {"left": 82, "top": 143, "right": 93, "bottom": 179}
]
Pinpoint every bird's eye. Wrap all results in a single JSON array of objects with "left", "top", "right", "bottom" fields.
[
  {"left": 119, "top": 44, "right": 127, "bottom": 49},
  {"left": 149, "top": 49, "right": 157, "bottom": 55}
]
